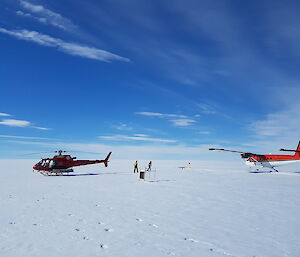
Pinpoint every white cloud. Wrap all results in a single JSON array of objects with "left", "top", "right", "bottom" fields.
[
  {"left": 0, "top": 113, "right": 11, "bottom": 116},
  {"left": 135, "top": 112, "right": 187, "bottom": 118},
  {"left": 31, "top": 126, "right": 50, "bottom": 131},
  {"left": 0, "top": 135, "right": 52, "bottom": 140},
  {"left": 133, "top": 134, "right": 148, "bottom": 137},
  {"left": 136, "top": 111, "right": 196, "bottom": 127},
  {"left": 0, "top": 119, "right": 49, "bottom": 130},
  {"left": 170, "top": 119, "right": 196, "bottom": 127},
  {"left": 0, "top": 119, "right": 31, "bottom": 127},
  {"left": 0, "top": 28, "right": 129, "bottom": 63},
  {"left": 248, "top": 87, "right": 300, "bottom": 153},
  {"left": 99, "top": 134, "right": 176, "bottom": 143},
  {"left": 251, "top": 105, "right": 300, "bottom": 138},
  {"left": 19, "top": 1, "right": 76, "bottom": 31},
  {"left": 16, "top": 10, "right": 47, "bottom": 24}
]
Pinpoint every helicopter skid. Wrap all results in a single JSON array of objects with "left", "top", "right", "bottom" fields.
[{"left": 39, "top": 169, "right": 74, "bottom": 176}]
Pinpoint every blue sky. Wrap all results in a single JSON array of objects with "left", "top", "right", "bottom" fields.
[{"left": 1, "top": 0, "right": 300, "bottom": 160}]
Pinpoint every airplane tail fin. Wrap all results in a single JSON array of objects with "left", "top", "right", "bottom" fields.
[
  {"left": 103, "top": 152, "right": 112, "bottom": 167},
  {"left": 294, "top": 141, "right": 300, "bottom": 156}
]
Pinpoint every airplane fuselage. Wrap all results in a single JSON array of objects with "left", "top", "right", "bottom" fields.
[{"left": 245, "top": 154, "right": 300, "bottom": 168}]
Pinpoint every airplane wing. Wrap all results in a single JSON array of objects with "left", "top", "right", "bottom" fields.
[
  {"left": 280, "top": 148, "right": 300, "bottom": 153},
  {"left": 209, "top": 148, "right": 245, "bottom": 154},
  {"left": 209, "top": 148, "right": 262, "bottom": 158}
]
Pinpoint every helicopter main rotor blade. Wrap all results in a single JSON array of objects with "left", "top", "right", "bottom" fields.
[
  {"left": 66, "top": 150, "right": 101, "bottom": 155},
  {"left": 21, "top": 151, "right": 55, "bottom": 156}
]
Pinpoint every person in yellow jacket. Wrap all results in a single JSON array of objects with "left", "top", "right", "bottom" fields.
[{"left": 133, "top": 161, "right": 139, "bottom": 173}]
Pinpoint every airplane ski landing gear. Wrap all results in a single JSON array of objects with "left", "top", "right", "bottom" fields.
[{"left": 271, "top": 167, "right": 279, "bottom": 172}]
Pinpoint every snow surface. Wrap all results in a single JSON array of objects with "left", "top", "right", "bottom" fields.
[{"left": 1, "top": 159, "right": 300, "bottom": 257}]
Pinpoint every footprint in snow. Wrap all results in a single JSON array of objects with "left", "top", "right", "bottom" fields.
[
  {"left": 183, "top": 237, "right": 199, "bottom": 243},
  {"left": 75, "top": 228, "right": 80, "bottom": 232},
  {"left": 104, "top": 228, "right": 114, "bottom": 232},
  {"left": 136, "top": 218, "right": 143, "bottom": 222},
  {"left": 82, "top": 236, "right": 89, "bottom": 240},
  {"left": 97, "top": 221, "right": 104, "bottom": 225},
  {"left": 167, "top": 251, "right": 176, "bottom": 256},
  {"left": 100, "top": 244, "right": 108, "bottom": 249},
  {"left": 149, "top": 224, "right": 159, "bottom": 228},
  {"left": 9, "top": 222, "right": 16, "bottom": 225},
  {"left": 68, "top": 213, "right": 74, "bottom": 217}
]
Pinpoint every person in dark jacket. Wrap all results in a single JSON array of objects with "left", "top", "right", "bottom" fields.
[{"left": 147, "top": 161, "right": 152, "bottom": 171}]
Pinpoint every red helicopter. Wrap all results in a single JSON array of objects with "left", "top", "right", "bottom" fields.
[
  {"left": 33, "top": 150, "right": 112, "bottom": 176},
  {"left": 209, "top": 141, "right": 300, "bottom": 172}
]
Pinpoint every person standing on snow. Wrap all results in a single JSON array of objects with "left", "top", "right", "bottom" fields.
[
  {"left": 147, "top": 161, "right": 152, "bottom": 171},
  {"left": 134, "top": 161, "right": 139, "bottom": 173}
]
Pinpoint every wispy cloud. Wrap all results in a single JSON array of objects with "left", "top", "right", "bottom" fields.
[
  {"left": 251, "top": 106, "right": 300, "bottom": 138},
  {"left": 170, "top": 119, "right": 196, "bottom": 127},
  {"left": 247, "top": 87, "right": 300, "bottom": 153},
  {"left": 114, "top": 123, "right": 133, "bottom": 131},
  {"left": 0, "top": 119, "right": 49, "bottom": 130},
  {"left": 16, "top": 10, "right": 47, "bottom": 24},
  {"left": 0, "top": 112, "right": 11, "bottom": 116},
  {"left": 0, "top": 119, "right": 30, "bottom": 127},
  {"left": 250, "top": 87, "right": 300, "bottom": 139},
  {"left": 197, "top": 104, "right": 216, "bottom": 114},
  {"left": 19, "top": 0, "right": 76, "bottom": 31},
  {"left": 99, "top": 134, "right": 176, "bottom": 143},
  {"left": 197, "top": 131, "right": 211, "bottom": 135},
  {"left": 0, "top": 134, "right": 52, "bottom": 140},
  {"left": 136, "top": 111, "right": 196, "bottom": 127},
  {"left": 0, "top": 28, "right": 130, "bottom": 63},
  {"left": 31, "top": 126, "right": 50, "bottom": 131},
  {"left": 135, "top": 112, "right": 187, "bottom": 118}
]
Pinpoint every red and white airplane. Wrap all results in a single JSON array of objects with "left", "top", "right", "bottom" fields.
[{"left": 209, "top": 141, "right": 300, "bottom": 172}]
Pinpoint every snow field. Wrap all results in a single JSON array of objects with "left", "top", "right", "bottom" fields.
[{"left": 0, "top": 159, "right": 300, "bottom": 257}]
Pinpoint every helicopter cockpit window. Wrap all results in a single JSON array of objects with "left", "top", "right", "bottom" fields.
[{"left": 49, "top": 160, "right": 55, "bottom": 168}]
